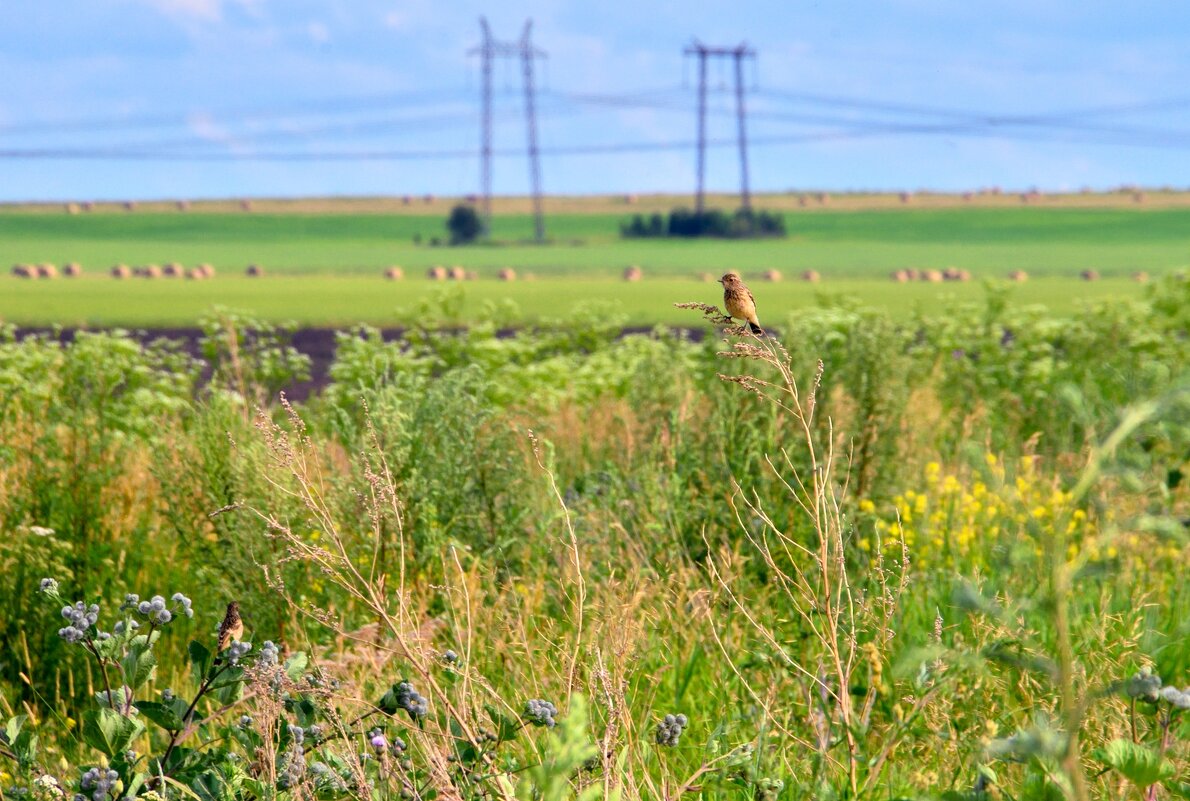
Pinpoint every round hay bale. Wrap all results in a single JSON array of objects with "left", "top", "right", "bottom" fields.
[
  {"left": 622, "top": 265, "right": 643, "bottom": 282},
  {"left": 797, "top": 196, "right": 808, "bottom": 207},
  {"left": 761, "top": 269, "right": 782, "bottom": 282},
  {"left": 140, "top": 264, "right": 162, "bottom": 279},
  {"left": 899, "top": 191, "right": 912, "bottom": 204},
  {"left": 920, "top": 269, "right": 944, "bottom": 283},
  {"left": 1008, "top": 270, "right": 1028, "bottom": 282},
  {"left": 624, "top": 193, "right": 639, "bottom": 205},
  {"left": 956, "top": 270, "right": 972, "bottom": 282},
  {"left": 464, "top": 193, "right": 479, "bottom": 203},
  {"left": 162, "top": 262, "right": 184, "bottom": 278},
  {"left": 65, "top": 202, "right": 80, "bottom": 215},
  {"left": 81, "top": 201, "right": 95, "bottom": 212},
  {"left": 63, "top": 262, "right": 82, "bottom": 277},
  {"left": 498, "top": 267, "right": 517, "bottom": 281},
  {"left": 465, "top": 270, "right": 479, "bottom": 281},
  {"left": 890, "top": 270, "right": 910, "bottom": 283},
  {"left": 1019, "top": 193, "right": 1030, "bottom": 204},
  {"left": 424, "top": 194, "right": 435, "bottom": 204},
  {"left": 427, "top": 266, "right": 447, "bottom": 281},
  {"left": 904, "top": 268, "right": 920, "bottom": 281},
  {"left": 447, "top": 265, "right": 466, "bottom": 281},
  {"left": 240, "top": 199, "right": 253, "bottom": 212},
  {"left": 245, "top": 263, "right": 264, "bottom": 277},
  {"left": 1132, "top": 271, "right": 1149, "bottom": 283},
  {"left": 961, "top": 191, "right": 974, "bottom": 201},
  {"left": 176, "top": 200, "right": 191, "bottom": 212},
  {"left": 11, "top": 264, "right": 33, "bottom": 279},
  {"left": 1079, "top": 269, "right": 1100, "bottom": 281},
  {"left": 942, "top": 267, "right": 963, "bottom": 281},
  {"left": 384, "top": 266, "right": 404, "bottom": 280},
  {"left": 800, "top": 269, "right": 821, "bottom": 283},
  {"left": 990, "top": 186, "right": 1002, "bottom": 195},
  {"left": 37, "top": 263, "right": 58, "bottom": 279},
  {"left": 123, "top": 201, "right": 137, "bottom": 212},
  {"left": 197, "top": 263, "right": 215, "bottom": 278},
  {"left": 817, "top": 192, "right": 830, "bottom": 205},
  {"left": 1133, "top": 192, "right": 1146, "bottom": 204},
  {"left": 185, "top": 267, "right": 207, "bottom": 280},
  {"left": 401, "top": 194, "right": 412, "bottom": 205},
  {"left": 110, "top": 264, "right": 131, "bottom": 279}
]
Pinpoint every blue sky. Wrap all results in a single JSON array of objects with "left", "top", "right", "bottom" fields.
[{"left": 2, "top": 0, "right": 1188, "bottom": 201}]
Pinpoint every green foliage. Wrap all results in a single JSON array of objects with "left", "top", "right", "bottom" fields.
[
  {"left": 448, "top": 203, "right": 484, "bottom": 244},
  {"left": 621, "top": 206, "right": 785, "bottom": 238}
]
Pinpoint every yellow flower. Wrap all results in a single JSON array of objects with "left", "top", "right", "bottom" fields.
[{"left": 858, "top": 498, "right": 876, "bottom": 513}]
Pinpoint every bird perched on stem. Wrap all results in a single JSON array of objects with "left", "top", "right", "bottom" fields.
[
  {"left": 719, "top": 272, "right": 764, "bottom": 335},
  {"left": 217, "top": 601, "right": 244, "bottom": 653}
]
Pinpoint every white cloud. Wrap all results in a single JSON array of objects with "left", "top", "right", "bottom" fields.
[
  {"left": 383, "top": 11, "right": 406, "bottom": 30},
  {"left": 307, "top": 20, "right": 329, "bottom": 43}
]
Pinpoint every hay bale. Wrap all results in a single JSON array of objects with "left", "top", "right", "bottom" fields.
[
  {"left": 447, "top": 265, "right": 466, "bottom": 281},
  {"left": 162, "top": 262, "right": 184, "bottom": 278},
  {"left": 961, "top": 191, "right": 974, "bottom": 201},
  {"left": 920, "top": 269, "right": 944, "bottom": 283},
  {"left": 904, "top": 268, "right": 920, "bottom": 280},
  {"left": 1133, "top": 192, "right": 1146, "bottom": 204},
  {"left": 245, "top": 263, "right": 264, "bottom": 277},
  {"left": 624, "top": 193, "right": 639, "bottom": 205},
  {"left": 464, "top": 193, "right": 479, "bottom": 203},
  {"left": 817, "top": 192, "right": 830, "bottom": 205},
  {"left": 185, "top": 267, "right": 207, "bottom": 280},
  {"left": 36, "top": 263, "right": 58, "bottom": 279},
  {"left": 797, "top": 196, "right": 808, "bottom": 207},
  {"left": 65, "top": 202, "right": 80, "bottom": 215},
  {"left": 401, "top": 195, "right": 412, "bottom": 205},
  {"left": 761, "top": 269, "right": 782, "bottom": 282},
  {"left": 942, "top": 267, "right": 964, "bottom": 281},
  {"left": 11, "top": 264, "right": 33, "bottom": 279},
  {"left": 240, "top": 199, "right": 253, "bottom": 212},
  {"left": 384, "top": 266, "right": 404, "bottom": 280},
  {"left": 123, "top": 201, "right": 137, "bottom": 212},
  {"left": 622, "top": 265, "right": 643, "bottom": 282},
  {"left": 63, "top": 262, "right": 82, "bottom": 277},
  {"left": 498, "top": 268, "right": 517, "bottom": 281},
  {"left": 110, "top": 264, "right": 131, "bottom": 279},
  {"left": 1019, "top": 193, "right": 1030, "bottom": 204},
  {"left": 424, "top": 194, "right": 435, "bottom": 204},
  {"left": 1132, "top": 271, "right": 1149, "bottom": 283},
  {"left": 899, "top": 191, "right": 912, "bottom": 204},
  {"left": 890, "top": 270, "right": 910, "bottom": 283},
  {"left": 427, "top": 266, "right": 447, "bottom": 281},
  {"left": 81, "top": 201, "right": 95, "bottom": 212},
  {"left": 1079, "top": 269, "right": 1100, "bottom": 281},
  {"left": 176, "top": 200, "right": 191, "bottom": 211},
  {"left": 800, "top": 269, "right": 821, "bottom": 283},
  {"left": 197, "top": 263, "right": 215, "bottom": 278},
  {"left": 465, "top": 270, "right": 479, "bottom": 281},
  {"left": 140, "top": 264, "right": 162, "bottom": 279},
  {"left": 1008, "top": 270, "right": 1028, "bottom": 282}
]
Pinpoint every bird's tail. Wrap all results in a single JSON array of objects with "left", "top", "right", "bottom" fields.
[{"left": 748, "top": 321, "right": 764, "bottom": 336}]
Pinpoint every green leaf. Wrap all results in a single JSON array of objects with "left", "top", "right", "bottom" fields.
[
  {"left": 283, "top": 651, "right": 309, "bottom": 681},
  {"left": 3, "top": 715, "right": 26, "bottom": 744},
  {"left": 1093, "top": 739, "right": 1175, "bottom": 788},
  {"left": 189, "top": 640, "right": 212, "bottom": 685},
  {"left": 82, "top": 708, "right": 145, "bottom": 758},
  {"left": 122, "top": 641, "right": 157, "bottom": 691},
  {"left": 137, "top": 701, "right": 185, "bottom": 732},
  {"left": 485, "top": 704, "right": 521, "bottom": 742}
]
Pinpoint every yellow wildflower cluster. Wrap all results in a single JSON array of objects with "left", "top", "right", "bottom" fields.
[{"left": 856, "top": 454, "right": 1097, "bottom": 567}]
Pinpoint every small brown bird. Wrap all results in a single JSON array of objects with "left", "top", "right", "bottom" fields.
[
  {"left": 217, "top": 601, "right": 244, "bottom": 652},
  {"left": 719, "top": 272, "right": 764, "bottom": 335}
]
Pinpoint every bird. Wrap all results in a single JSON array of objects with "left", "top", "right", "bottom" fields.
[
  {"left": 719, "top": 272, "right": 764, "bottom": 335},
  {"left": 216, "top": 601, "right": 244, "bottom": 653}
]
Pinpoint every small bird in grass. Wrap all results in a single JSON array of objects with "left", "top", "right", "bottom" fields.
[
  {"left": 719, "top": 272, "right": 764, "bottom": 335},
  {"left": 217, "top": 601, "right": 244, "bottom": 653}
]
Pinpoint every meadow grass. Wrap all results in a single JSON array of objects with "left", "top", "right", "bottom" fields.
[{"left": 0, "top": 275, "right": 1153, "bottom": 327}]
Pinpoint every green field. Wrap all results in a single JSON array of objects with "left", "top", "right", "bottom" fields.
[
  {"left": 0, "top": 274, "right": 1152, "bottom": 327},
  {"left": 3, "top": 203, "right": 1185, "bottom": 325}
]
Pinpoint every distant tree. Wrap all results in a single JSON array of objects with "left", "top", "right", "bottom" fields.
[{"left": 447, "top": 204, "right": 482, "bottom": 245}]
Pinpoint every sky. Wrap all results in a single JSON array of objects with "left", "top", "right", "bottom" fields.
[{"left": 1, "top": 0, "right": 1189, "bottom": 201}]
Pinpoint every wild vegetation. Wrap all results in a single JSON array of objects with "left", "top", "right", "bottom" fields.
[{"left": 1, "top": 276, "right": 1187, "bottom": 799}]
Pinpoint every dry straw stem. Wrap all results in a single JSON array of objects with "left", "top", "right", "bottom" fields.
[
  {"left": 681, "top": 301, "right": 928, "bottom": 796},
  {"left": 241, "top": 395, "right": 516, "bottom": 801}
]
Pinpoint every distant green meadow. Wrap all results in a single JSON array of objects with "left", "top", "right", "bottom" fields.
[{"left": 1, "top": 205, "right": 1185, "bottom": 325}]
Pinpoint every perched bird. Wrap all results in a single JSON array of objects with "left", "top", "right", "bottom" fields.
[
  {"left": 217, "top": 601, "right": 244, "bottom": 653},
  {"left": 719, "top": 272, "right": 764, "bottom": 335}
]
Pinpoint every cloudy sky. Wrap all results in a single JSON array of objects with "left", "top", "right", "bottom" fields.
[{"left": 1, "top": 0, "right": 1188, "bottom": 200}]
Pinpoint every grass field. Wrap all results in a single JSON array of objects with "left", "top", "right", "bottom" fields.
[
  {"left": 0, "top": 274, "right": 1153, "bottom": 326},
  {"left": 2, "top": 199, "right": 1185, "bottom": 325}
]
